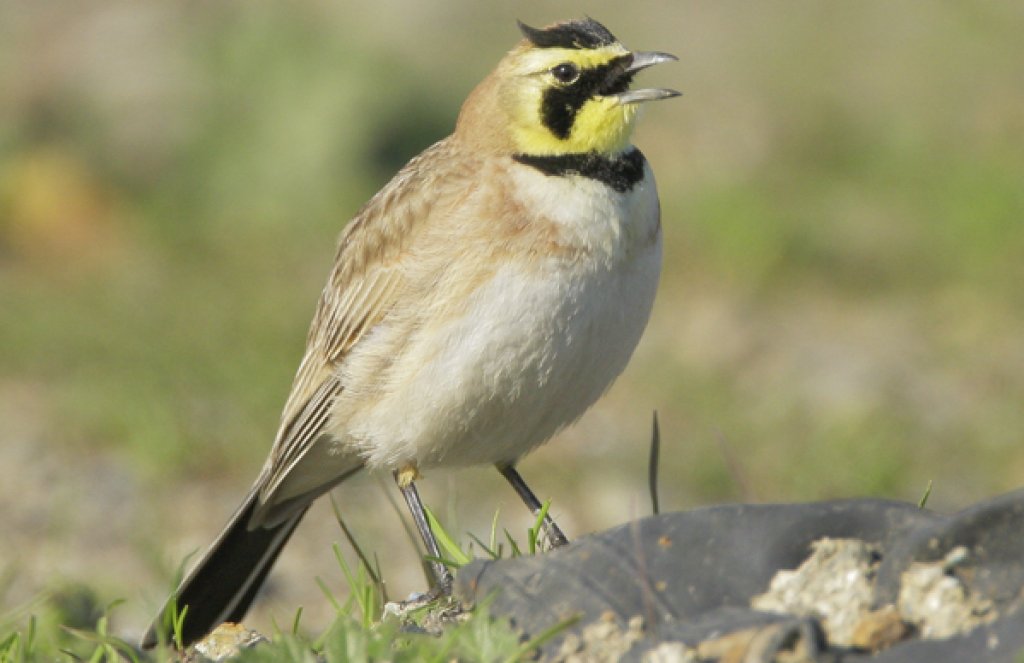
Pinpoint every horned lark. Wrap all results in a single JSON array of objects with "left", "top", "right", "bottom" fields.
[{"left": 144, "top": 17, "right": 677, "bottom": 648}]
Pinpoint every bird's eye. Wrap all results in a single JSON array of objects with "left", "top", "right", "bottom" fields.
[{"left": 551, "top": 62, "right": 580, "bottom": 84}]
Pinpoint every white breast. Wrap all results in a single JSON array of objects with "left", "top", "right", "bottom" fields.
[{"left": 337, "top": 159, "right": 663, "bottom": 470}]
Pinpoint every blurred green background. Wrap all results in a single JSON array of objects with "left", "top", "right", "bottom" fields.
[{"left": 1, "top": 0, "right": 1022, "bottom": 643}]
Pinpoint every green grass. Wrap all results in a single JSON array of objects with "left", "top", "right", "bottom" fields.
[
  {"left": 0, "top": 596, "right": 536, "bottom": 663},
  {"left": 0, "top": 511, "right": 570, "bottom": 662}
]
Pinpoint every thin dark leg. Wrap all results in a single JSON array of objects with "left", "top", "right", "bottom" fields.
[
  {"left": 497, "top": 463, "right": 570, "bottom": 549},
  {"left": 394, "top": 473, "right": 454, "bottom": 595}
]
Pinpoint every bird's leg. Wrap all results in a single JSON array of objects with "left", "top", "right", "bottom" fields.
[
  {"left": 496, "top": 463, "right": 570, "bottom": 549},
  {"left": 394, "top": 464, "right": 454, "bottom": 596}
]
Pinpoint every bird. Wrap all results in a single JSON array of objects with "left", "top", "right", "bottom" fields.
[{"left": 143, "top": 16, "right": 678, "bottom": 649}]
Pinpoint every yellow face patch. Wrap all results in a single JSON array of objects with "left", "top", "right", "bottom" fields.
[
  {"left": 566, "top": 97, "right": 638, "bottom": 152},
  {"left": 504, "top": 45, "right": 639, "bottom": 156}
]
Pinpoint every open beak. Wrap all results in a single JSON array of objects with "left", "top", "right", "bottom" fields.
[{"left": 614, "top": 51, "right": 681, "bottom": 105}]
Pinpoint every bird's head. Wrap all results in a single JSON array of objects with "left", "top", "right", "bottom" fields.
[{"left": 456, "top": 17, "right": 679, "bottom": 157}]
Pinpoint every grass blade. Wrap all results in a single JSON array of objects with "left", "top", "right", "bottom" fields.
[
  {"left": 425, "top": 506, "right": 472, "bottom": 566},
  {"left": 918, "top": 480, "right": 934, "bottom": 509},
  {"left": 528, "top": 500, "right": 553, "bottom": 555},
  {"left": 467, "top": 532, "right": 500, "bottom": 560},
  {"left": 649, "top": 410, "right": 661, "bottom": 516},
  {"left": 504, "top": 529, "right": 522, "bottom": 557}
]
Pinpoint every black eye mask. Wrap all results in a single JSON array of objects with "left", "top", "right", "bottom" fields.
[{"left": 540, "top": 56, "right": 634, "bottom": 140}]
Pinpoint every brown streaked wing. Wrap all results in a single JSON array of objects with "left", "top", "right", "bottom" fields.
[
  {"left": 255, "top": 137, "right": 467, "bottom": 504},
  {"left": 258, "top": 376, "right": 345, "bottom": 507}
]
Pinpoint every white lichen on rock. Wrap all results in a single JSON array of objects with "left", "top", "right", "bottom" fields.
[
  {"left": 751, "top": 537, "right": 880, "bottom": 646},
  {"left": 898, "top": 545, "right": 996, "bottom": 639}
]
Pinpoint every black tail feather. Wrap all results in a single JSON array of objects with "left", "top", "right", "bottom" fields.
[{"left": 142, "top": 492, "right": 307, "bottom": 649}]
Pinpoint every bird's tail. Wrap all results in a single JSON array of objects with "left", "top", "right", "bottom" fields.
[{"left": 141, "top": 491, "right": 307, "bottom": 649}]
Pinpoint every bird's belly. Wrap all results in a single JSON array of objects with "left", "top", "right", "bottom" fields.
[{"left": 341, "top": 234, "right": 662, "bottom": 470}]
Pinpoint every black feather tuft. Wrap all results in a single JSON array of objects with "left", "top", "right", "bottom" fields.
[{"left": 517, "top": 17, "right": 618, "bottom": 50}]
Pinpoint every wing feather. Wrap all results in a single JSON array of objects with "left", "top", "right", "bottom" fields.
[
  {"left": 259, "top": 377, "right": 343, "bottom": 504},
  {"left": 253, "top": 137, "right": 465, "bottom": 513}
]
